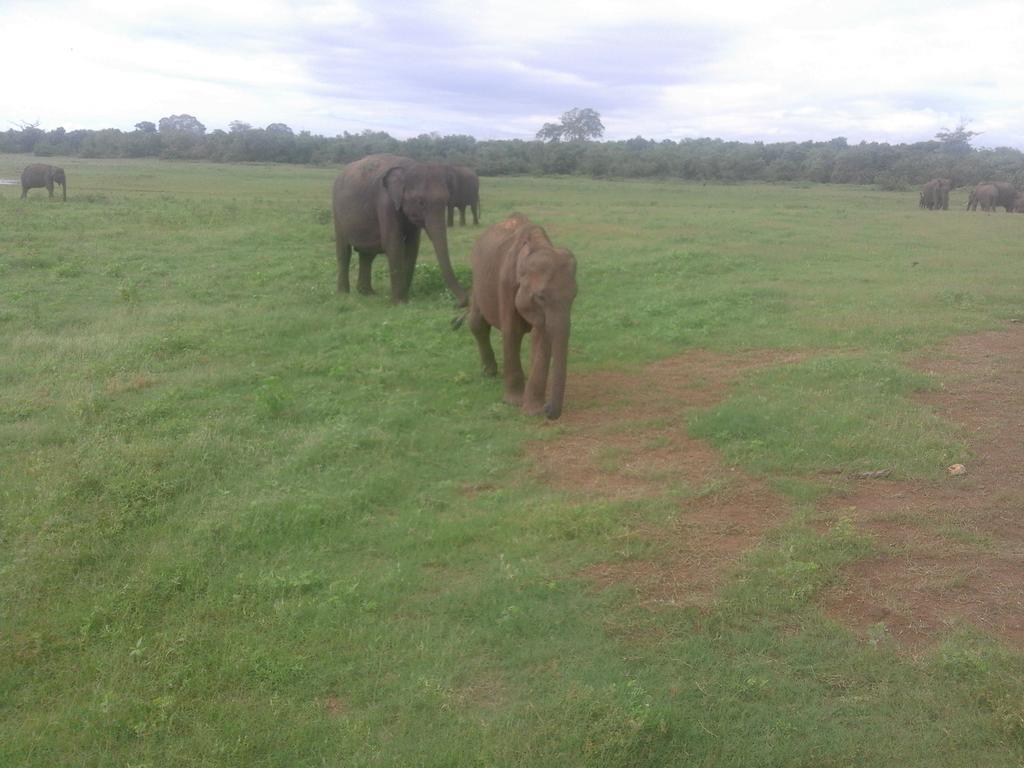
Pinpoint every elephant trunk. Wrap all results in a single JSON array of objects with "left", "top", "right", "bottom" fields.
[
  {"left": 424, "top": 214, "right": 469, "bottom": 307},
  {"left": 544, "top": 316, "right": 571, "bottom": 420}
]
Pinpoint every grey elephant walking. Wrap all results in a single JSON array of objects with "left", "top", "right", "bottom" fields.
[
  {"left": 21, "top": 163, "right": 66, "bottom": 201},
  {"left": 447, "top": 165, "right": 480, "bottom": 227},
  {"left": 967, "top": 181, "right": 1017, "bottom": 212},
  {"left": 467, "top": 214, "right": 578, "bottom": 420},
  {"left": 331, "top": 154, "right": 468, "bottom": 305}
]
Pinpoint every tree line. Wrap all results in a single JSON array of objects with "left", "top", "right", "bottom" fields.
[{"left": 4, "top": 115, "right": 1023, "bottom": 189}]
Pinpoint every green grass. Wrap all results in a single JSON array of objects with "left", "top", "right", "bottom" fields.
[
  {"left": 689, "top": 354, "right": 965, "bottom": 479},
  {"left": 2, "top": 155, "right": 1024, "bottom": 766}
]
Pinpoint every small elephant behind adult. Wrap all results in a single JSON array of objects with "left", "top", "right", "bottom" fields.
[
  {"left": 447, "top": 165, "right": 480, "bottom": 227},
  {"left": 468, "top": 214, "right": 578, "bottom": 420},
  {"left": 21, "top": 163, "right": 66, "bottom": 201},
  {"left": 920, "top": 178, "right": 951, "bottom": 210}
]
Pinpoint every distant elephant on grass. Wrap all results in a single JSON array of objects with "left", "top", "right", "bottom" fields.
[
  {"left": 968, "top": 184, "right": 1001, "bottom": 212},
  {"left": 332, "top": 154, "right": 468, "bottom": 305},
  {"left": 21, "top": 163, "right": 66, "bottom": 201},
  {"left": 920, "top": 178, "right": 951, "bottom": 210},
  {"left": 447, "top": 165, "right": 480, "bottom": 227},
  {"left": 1012, "top": 193, "right": 1024, "bottom": 213},
  {"left": 468, "top": 214, "right": 577, "bottom": 420},
  {"left": 967, "top": 181, "right": 1017, "bottom": 212}
]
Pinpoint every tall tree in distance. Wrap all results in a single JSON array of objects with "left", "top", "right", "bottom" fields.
[
  {"left": 536, "top": 108, "right": 605, "bottom": 143},
  {"left": 159, "top": 114, "right": 206, "bottom": 135},
  {"left": 935, "top": 118, "right": 979, "bottom": 154}
]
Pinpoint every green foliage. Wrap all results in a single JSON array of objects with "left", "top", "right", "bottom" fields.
[
  {"left": 6, "top": 121, "right": 1024, "bottom": 186},
  {"left": 536, "top": 107, "right": 606, "bottom": 143},
  {"left": 2, "top": 158, "right": 1024, "bottom": 766}
]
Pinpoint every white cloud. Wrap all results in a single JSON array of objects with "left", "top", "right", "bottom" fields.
[{"left": 2, "top": 0, "right": 1023, "bottom": 146}]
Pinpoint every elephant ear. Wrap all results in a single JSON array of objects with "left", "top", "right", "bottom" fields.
[{"left": 383, "top": 166, "right": 406, "bottom": 212}]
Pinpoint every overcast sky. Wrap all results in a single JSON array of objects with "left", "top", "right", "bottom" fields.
[{"left": 5, "top": 0, "right": 1023, "bottom": 147}]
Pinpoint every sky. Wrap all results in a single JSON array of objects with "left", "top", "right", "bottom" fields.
[{"left": 4, "top": 0, "right": 1024, "bottom": 148}]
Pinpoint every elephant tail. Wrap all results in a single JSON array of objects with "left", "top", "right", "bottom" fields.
[{"left": 450, "top": 309, "right": 468, "bottom": 331}]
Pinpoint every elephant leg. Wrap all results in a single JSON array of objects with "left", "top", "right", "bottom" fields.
[
  {"left": 469, "top": 304, "right": 497, "bottom": 377},
  {"left": 336, "top": 239, "right": 352, "bottom": 293},
  {"left": 522, "top": 329, "right": 552, "bottom": 416},
  {"left": 400, "top": 229, "right": 421, "bottom": 299},
  {"left": 459, "top": 206, "right": 466, "bottom": 226},
  {"left": 20, "top": 187, "right": 27, "bottom": 199},
  {"left": 356, "top": 252, "right": 375, "bottom": 295},
  {"left": 501, "top": 324, "right": 526, "bottom": 406},
  {"left": 471, "top": 203, "right": 479, "bottom": 226},
  {"left": 381, "top": 225, "right": 409, "bottom": 304},
  {"left": 447, "top": 205, "right": 455, "bottom": 228},
  {"left": 47, "top": 182, "right": 54, "bottom": 199}
]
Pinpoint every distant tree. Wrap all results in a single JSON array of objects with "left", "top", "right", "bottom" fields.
[
  {"left": 229, "top": 120, "right": 253, "bottom": 133},
  {"left": 536, "top": 121, "right": 564, "bottom": 143},
  {"left": 134, "top": 121, "right": 157, "bottom": 133},
  {"left": 537, "top": 108, "right": 605, "bottom": 143},
  {"left": 935, "top": 118, "right": 979, "bottom": 154},
  {"left": 266, "top": 123, "right": 293, "bottom": 135},
  {"left": 159, "top": 114, "right": 206, "bottom": 135}
]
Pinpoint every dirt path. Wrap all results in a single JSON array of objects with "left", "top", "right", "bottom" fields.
[
  {"left": 530, "top": 350, "right": 804, "bottom": 606},
  {"left": 532, "top": 327, "right": 1024, "bottom": 648},
  {"left": 820, "top": 328, "right": 1024, "bottom": 650}
]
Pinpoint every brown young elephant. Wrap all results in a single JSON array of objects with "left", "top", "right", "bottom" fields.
[
  {"left": 447, "top": 165, "right": 480, "bottom": 227},
  {"left": 468, "top": 214, "right": 578, "bottom": 420},
  {"left": 21, "top": 163, "right": 66, "bottom": 201},
  {"left": 920, "top": 178, "right": 951, "bottom": 210},
  {"left": 332, "top": 154, "right": 468, "bottom": 305}
]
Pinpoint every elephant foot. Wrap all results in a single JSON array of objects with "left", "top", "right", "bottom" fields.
[
  {"left": 503, "top": 392, "right": 523, "bottom": 407},
  {"left": 356, "top": 285, "right": 375, "bottom": 295},
  {"left": 482, "top": 365, "right": 497, "bottom": 378},
  {"left": 521, "top": 399, "right": 545, "bottom": 416}
]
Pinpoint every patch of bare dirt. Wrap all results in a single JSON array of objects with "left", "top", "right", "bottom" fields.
[
  {"left": 819, "top": 327, "right": 1024, "bottom": 650},
  {"left": 531, "top": 329, "right": 1024, "bottom": 650},
  {"left": 323, "top": 696, "right": 348, "bottom": 717},
  {"left": 530, "top": 349, "right": 804, "bottom": 606}
]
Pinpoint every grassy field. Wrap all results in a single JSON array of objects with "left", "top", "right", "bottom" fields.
[{"left": 2, "top": 154, "right": 1024, "bottom": 767}]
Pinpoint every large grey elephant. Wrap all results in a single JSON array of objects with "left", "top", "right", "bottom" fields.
[
  {"left": 21, "top": 163, "right": 66, "bottom": 201},
  {"left": 447, "top": 165, "right": 480, "bottom": 227},
  {"left": 920, "top": 178, "right": 951, "bottom": 210},
  {"left": 967, "top": 184, "right": 999, "bottom": 212},
  {"left": 967, "top": 181, "right": 1017, "bottom": 212},
  {"left": 467, "top": 214, "right": 578, "bottom": 420},
  {"left": 332, "top": 154, "right": 468, "bottom": 305}
]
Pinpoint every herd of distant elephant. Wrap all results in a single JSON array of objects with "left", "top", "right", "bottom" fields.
[{"left": 920, "top": 177, "right": 1024, "bottom": 212}]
